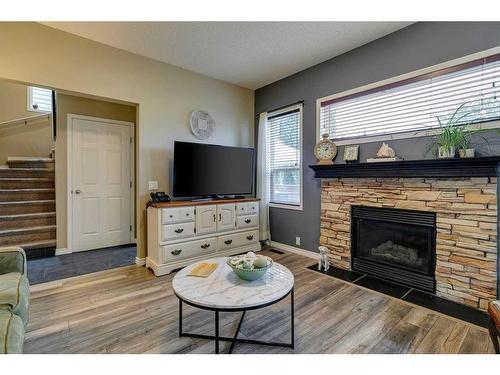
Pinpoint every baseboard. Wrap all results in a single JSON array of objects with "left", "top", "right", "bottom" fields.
[
  {"left": 135, "top": 257, "right": 146, "bottom": 266},
  {"left": 55, "top": 248, "right": 72, "bottom": 256},
  {"left": 268, "top": 241, "right": 320, "bottom": 260}
]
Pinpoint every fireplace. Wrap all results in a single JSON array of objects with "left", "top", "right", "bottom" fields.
[{"left": 351, "top": 206, "right": 436, "bottom": 293}]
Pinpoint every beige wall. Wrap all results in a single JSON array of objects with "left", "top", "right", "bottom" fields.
[
  {"left": 0, "top": 22, "right": 255, "bottom": 258},
  {"left": 0, "top": 80, "right": 53, "bottom": 164},
  {"left": 55, "top": 93, "right": 136, "bottom": 249}
]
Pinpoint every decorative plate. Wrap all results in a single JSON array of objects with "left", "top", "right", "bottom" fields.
[{"left": 189, "top": 110, "right": 215, "bottom": 140}]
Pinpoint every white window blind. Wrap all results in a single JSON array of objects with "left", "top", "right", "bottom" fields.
[
  {"left": 266, "top": 105, "right": 302, "bottom": 208},
  {"left": 320, "top": 56, "right": 500, "bottom": 141},
  {"left": 28, "top": 86, "right": 53, "bottom": 112}
]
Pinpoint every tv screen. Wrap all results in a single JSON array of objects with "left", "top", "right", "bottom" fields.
[{"left": 173, "top": 141, "right": 255, "bottom": 198}]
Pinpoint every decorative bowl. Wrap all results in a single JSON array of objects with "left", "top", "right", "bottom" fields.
[{"left": 226, "top": 256, "right": 273, "bottom": 281}]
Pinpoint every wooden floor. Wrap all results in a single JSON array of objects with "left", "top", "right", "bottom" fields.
[{"left": 25, "top": 249, "right": 496, "bottom": 354}]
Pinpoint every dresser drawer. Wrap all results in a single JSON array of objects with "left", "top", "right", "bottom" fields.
[
  {"left": 161, "top": 207, "right": 195, "bottom": 224},
  {"left": 162, "top": 237, "right": 216, "bottom": 263},
  {"left": 236, "top": 203, "right": 248, "bottom": 216},
  {"left": 161, "top": 222, "right": 195, "bottom": 241},
  {"left": 247, "top": 201, "right": 259, "bottom": 215},
  {"left": 218, "top": 230, "right": 259, "bottom": 251},
  {"left": 236, "top": 214, "right": 258, "bottom": 229},
  {"left": 236, "top": 202, "right": 259, "bottom": 216}
]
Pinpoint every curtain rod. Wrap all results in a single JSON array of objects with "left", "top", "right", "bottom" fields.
[{"left": 256, "top": 100, "right": 304, "bottom": 118}]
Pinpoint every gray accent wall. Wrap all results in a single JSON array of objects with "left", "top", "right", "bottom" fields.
[{"left": 255, "top": 22, "right": 500, "bottom": 253}]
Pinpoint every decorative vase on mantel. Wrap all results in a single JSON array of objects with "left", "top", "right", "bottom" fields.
[{"left": 438, "top": 146, "right": 456, "bottom": 159}]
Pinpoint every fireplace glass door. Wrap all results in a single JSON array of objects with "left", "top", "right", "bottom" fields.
[{"left": 351, "top": 206, "right": 436, "bottom": 292}]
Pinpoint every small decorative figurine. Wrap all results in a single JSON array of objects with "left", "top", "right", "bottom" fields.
[
  {"left": 377, "top": 142, "right": 396, "bottom": 158},
  {"left": 367, "top": 142, "right": 402, "bottom": 163},
  {"left": 318, "top": 246, "right": 330, "bottom": 272}
]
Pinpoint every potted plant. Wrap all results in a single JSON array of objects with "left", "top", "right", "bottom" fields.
[
  {"left": 430, "top": 103, "right": 476, "bottom": 159},
  {"left": 456, "top": 130, "right": 475, "bottom": 158}
]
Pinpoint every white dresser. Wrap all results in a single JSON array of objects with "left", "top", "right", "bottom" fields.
[{"left": 146, "top": 198, "right": 261, "bottom": 276}]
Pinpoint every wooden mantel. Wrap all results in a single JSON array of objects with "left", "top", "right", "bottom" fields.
[{"left": 309, "top": 156, "right": 500, "bottom": 179}]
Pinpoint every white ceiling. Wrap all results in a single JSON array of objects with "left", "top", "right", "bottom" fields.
[{"left": 42, "top": 22, "right": 412, "bottom": 89}]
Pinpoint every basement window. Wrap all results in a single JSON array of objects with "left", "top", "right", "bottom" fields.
[
  {"left": 318, "top": 54, "right": 500, "bottom": 143},
  {"left": 27, "top": 86, "right": 53, "bottom": 113}
]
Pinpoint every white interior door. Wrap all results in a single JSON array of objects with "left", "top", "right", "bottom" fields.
[{"left": 70, "top": 116, "right": 132, "bottom": 252}]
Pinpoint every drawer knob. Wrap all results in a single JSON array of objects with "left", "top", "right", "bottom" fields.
[
  {"left": 174, "top": 228, "right": 184, "bottom": 234},
  {"left": 169, "top": 215, "right": 173, "bottom": 218},
  {"left": 224, "top": 239, "right": 233, "bottom": 245},
  {"left": 201, "top": 244, "right": 210, "bottom": 249},
  {"left": 245, "top": 219, "right": 251, "bottom": 224},
  {"left": 246, "top": 235, "right": 254, "bottom": 240},
  {"left": 171, "top": 249, "right": 182, "bottom": 256}
]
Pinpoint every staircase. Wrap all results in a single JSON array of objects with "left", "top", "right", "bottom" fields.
[{"left": 0, "top": 156, "right": 56, "bottom": 259}]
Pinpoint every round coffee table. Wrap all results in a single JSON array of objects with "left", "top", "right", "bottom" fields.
[{"left": 172, "top": 257, "right": 295, "bottom": 354}]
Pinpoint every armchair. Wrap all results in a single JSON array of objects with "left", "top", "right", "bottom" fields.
[{"left": 0, "top": 247, "right": 29, "bottom": 354}]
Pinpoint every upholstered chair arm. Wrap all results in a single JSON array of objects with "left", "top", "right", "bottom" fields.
[{"left": 0, "top": 247, "right": 27, "bottom": 276}]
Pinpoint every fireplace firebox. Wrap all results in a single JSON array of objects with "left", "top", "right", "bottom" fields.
[{"left": 351, "top": 206, "right": 436, "bottom": 293}]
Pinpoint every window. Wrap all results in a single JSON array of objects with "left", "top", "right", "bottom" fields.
[
  {"left": 319, "top": 54, "right": 500, "bottom": 142},
  {"left": 28, "top": 86, "right": 53, "bottom": 112},
  {"left": 266, "top": 104, "right": 303, "bottom": 209}
]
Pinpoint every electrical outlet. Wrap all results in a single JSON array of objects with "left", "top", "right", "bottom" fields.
[
  {"left": 295, "top": 236, "right": 301, "bottom": 246},
  {"left": 148, "top": 181, "right": 158, "bottom": 191}
]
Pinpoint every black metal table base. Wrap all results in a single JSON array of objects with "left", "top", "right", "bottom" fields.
[{"left": 178, "top": 288, "right": 294, "bottom": 354}]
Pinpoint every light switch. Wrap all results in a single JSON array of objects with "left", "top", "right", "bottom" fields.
[{"left": 148, "top": 181, "right": 158, "bottom": 191}]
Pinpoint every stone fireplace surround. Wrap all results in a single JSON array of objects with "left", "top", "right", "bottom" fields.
[{"left": 312, "top": 158, "right": 500, "bottom": 311}]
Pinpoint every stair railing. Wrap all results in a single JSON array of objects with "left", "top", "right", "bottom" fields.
[{"left": 0, "top": 113, "right": 52, "bottom": 130}]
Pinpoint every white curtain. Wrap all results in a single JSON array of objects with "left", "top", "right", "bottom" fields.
[{"left": 257, "top": 112, "right": 270, "bottom": 243}]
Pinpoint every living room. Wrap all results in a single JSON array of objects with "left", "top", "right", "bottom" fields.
[{"left": 1, "top": 1, "right": 500, "bottom": 373}]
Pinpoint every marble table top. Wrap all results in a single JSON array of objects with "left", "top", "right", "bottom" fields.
[{"left": 172, "top": 257, "right": 294, "bottom": 310}]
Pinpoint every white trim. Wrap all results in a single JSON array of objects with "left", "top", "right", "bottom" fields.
[
  {"left": 67, "top": 114, "right": 136, "bottom": 253},
  {"left": 268, "top": 202, "right": 303, "bottom": 211},
  {"left": 316, "top": 46, "right": 500, "bottom": 145},
  {"left": 268, "top": 240, "right": 320, "bottom": 260},
  {"left": 135, "top": 257, "right": 146, "bottom": 266},
  {"left": 55, "top": 248, "right": 72, "bottom": 256},
  {"left": 333, "top": 119, "right": 500, "bottom": 147},
  {"left": 267, "top": 103, "right": 303, "bottom": 211}
]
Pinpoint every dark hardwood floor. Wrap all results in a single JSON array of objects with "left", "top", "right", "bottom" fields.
[
  {"left": 27, "top": 245, "right": 136, "bottom": 284},
  {"left": 24, "top": 249, "right": 496, "bottom": 354}
]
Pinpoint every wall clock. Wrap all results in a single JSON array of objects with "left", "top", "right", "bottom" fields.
[
  {"left": 189, "top": 110, "right": 215, "bottom": 140},
  {"left": 314, "top": 133, "right": 337, "bottom": 165}
]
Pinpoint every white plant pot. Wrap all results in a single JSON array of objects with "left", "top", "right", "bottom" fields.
[
  {"left": 465, "top": 148, "right": 475, "bottom": 158},
  {"left": 438, "top": 146, "right": 456, "bottom": 159},
  {"left": 458, "top": 148, "right": 475, "bottom": 158}
]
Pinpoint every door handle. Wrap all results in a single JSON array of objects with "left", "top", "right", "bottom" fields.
[
  {"left": 246, "top": 235, "right": 254, "bottom": 240},
  {"left": 245, "top": 218, "right": 251, "bottom": 224},
  {"left": 174, "top": 228, "right": 184, "bottom": 234},
  {"left": 171, "top": 249, "right": 182, "bottom": 256},
  {"left": 74, "top": 189, "right": 82, "bottom": 194},
  {"left": 224, "top": 239, "right": 233, "bottom": 245},
  {"left": 213, "top": 213, "right": 216, "bottom": 222},
  {"left": 219, "top": 213, "right": 222, "bottom": 221}
]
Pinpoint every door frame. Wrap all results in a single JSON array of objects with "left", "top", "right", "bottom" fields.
[{"left": 66, "top": 114, "right": 135, "bottom": 253}]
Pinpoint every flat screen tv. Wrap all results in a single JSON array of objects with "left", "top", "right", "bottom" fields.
[{"left": 173, "top": 141, "right": 255, "bottom": 198}]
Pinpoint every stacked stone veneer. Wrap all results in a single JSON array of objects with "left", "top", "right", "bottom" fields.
[{"left": 320, "top": 177, "right": 498, "bottom": 310}]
